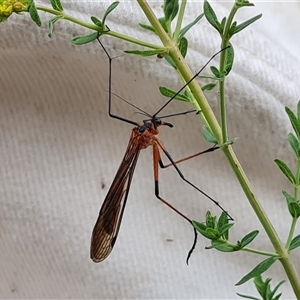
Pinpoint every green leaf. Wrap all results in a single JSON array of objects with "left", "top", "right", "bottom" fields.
[
  {"left": 286, "top": 106, "right": 300, "bottom": 139},
  {"left": 164, "top": 54, "right": 176, "bottom": 69},
  {"left": 218, "top": 223, "right": 234, "bottom": 237},
  {"left": 231, "top": 14, "right": 262, "bottom": 36},
  {"left": 163, "top": 0, "right": 179, "bottom": 22},
  {"left": 229, "top": 21, "right": 237, "bottom": 36},
  {"left": 102, "top": 1, "right": 119, "bottom": 28},
  {"left": 203, "top": 0, "right": 222, "bottom": 34},
  {"left": 159, "top": 86, "right": 189, "bottom": 102},
  {"left": 220, "top": 17, "right": 226, "bottom": 30},
  {"left": 217, "top": 212, "right": 231, "bottom": 239},
  {"left": 236, "top": 0, "right": 255, "bottom": 8},
  {"left": 178, "top": 13, "right": 204, "bottom": 40},
  {"left": 224, "top": 44, "right": 234, "bottom": 75},
  {"left": 202, "top": 125, "right": 218, "bottom": 144},
  {"left": 239, "top": 230, "right": 259, "bottom": 248},
  {"left": 205, "top": 228, "right": 220, "bottom": 239},
  {"left": 253, "top": 275, "right": 285, "bottom": 300},
  {"left": 48, "top": 15, "right": 64, "bottom": 38},
  {"left": 297, "top": 101, "right": 300, "bottom": 122},
  {"left": 288, "top": 133, "right": 300, "bottom": 157},
  {"left": 210, "top": 66, "right": 220, "bottom": 78},
  {"left": 206, "top": 211, "right": 217, "bottom": 229},
  {"left": 201, "top": 83, "right": 217, "bottom": 91},
  {"left": 125, "top": 49, "right": 167, "bottom": 57},
  {"left": 289, "top": 234, "right": 300, "bottom": 251},
  {"left": 29, "top": 1, "right": 41, "bottom": 26},
  {"left": 72, "top": 32, "right": 99, "bottom": 45},
  {"left": 274, "top": 159, "right": 296, "bottom": 185},
  {"left": 236, "top": 293, "right": 260, "bottom": 300},
  {"left": 159, "top": 17, "right": 168, "bottom": 32},
  {"left": 207, "top": 240, "right": 236, "bottom": 252},
  {"left": 139, "top": 23, "right": 155, "bottom": 33},
  {"left": 192, "top": 221, "right": 212, "bottom": 239},
  {"left": 91, "top": 16, "right": 103, "bottom": 27},
  {"left": 50, "top": 0, "right": 63, "bottom": 11},
  {"left": 283, "top": 190, "right": 300, "bottom": 218},
  {"left": 178, "top": 37, "right": 188, "bottom": 58},
  {"left": 222, "top": 138, "right": 237, "bottom": 146},
  {"left": 235, "top": 257, "right": 278, "bottom": 286}
]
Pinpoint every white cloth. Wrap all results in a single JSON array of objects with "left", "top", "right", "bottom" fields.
[{"left": 1, "top": 1, "right": 300, "bottom": 299}]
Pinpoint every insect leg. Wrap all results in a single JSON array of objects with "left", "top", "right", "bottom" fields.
[
  {"left": 156, "top": 139, "right": 234, "bottom": 221},
  {"left": 153, "top": 142, "right": 197, "bottom": 264}
]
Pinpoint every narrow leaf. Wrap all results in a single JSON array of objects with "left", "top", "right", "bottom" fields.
[
  {"left": 159, "top": 17, "right": 168, "bottom": 32},
  {"left": 224, "top": 44, "right": 234, "bottom": 75},
  {"left": 48, "top": 15, "right": 64, "bottom": 38},
  {"left": 236, "top": 293, "right": 260, "bottom": 300},
  {"left": 178, "top": 37, "right": 188, "bottom": 58},
  {"left": 282, "top": 190, "right": 300, "bottom": 218},
  {"left": 192, "top": 221, "right": 214, "bottom": 239},
  {"left": 163, "top": 0, "right": 179, "bottom": 22},
  {"left": 286, "top": 106, "right": 300, "bottom": 139},
  {"left": 274, "top": 159, "right": 296, "bottom": 185},
  {"left": 202, "top": 83, "right": 217, "bottom": 91},
  {"left": 231, "top": 14, "right": 262, "bottom": 36},
  {"left": 288, "top": 133, "right": 300, "bottom": 157},
  {"left": 297, "top": 101, "right": 300, "bottom": 122},
  {"left": 72, "top": 32, "right": 99, "bottom": 45},
  {"left": 209, "top": 240, "right": 236, "bottom": 252},
  {"left": 139, "top": 23, "right": 155, "bottom": 33},
  {"left": 102, "top": 1, "right": 119, "bottom": 27},
  {"left": 239, "top": 230, "right": 259, "bottom": 248},
  {"left": 236, "top": 1, "right": 255, "bottom": 8},
  {"left": 217, "top": 212, "right": 230, "bottom": 240},
  {"left": 50, "top": 0, "right": 63, "bottom": 11},
  {"left": 217, "top": 211, "right": 228, "bottom": 231},
  {"left": 91, "top": 16, "right": 102, "bottom": 27},
  {"left": 220, "top": 17, "right": 226, "bottom": 30},
  {"left": 164, "top": 54, "right": 176, "bottom": 69},
  {"left": 287, "top": 201, "right": 300, "bottom": 219},
  {"left": 125, "top": 49, "right": 167, "bottom": 57},
  {"left": 178, "top": 13, "right": 203, "bottom": 40},
  {"left": 159, "top": 86, "right": 189, "bottom": 102},
  {"left": 203, "top": 0, "right": 222, "bottom": 34},
  {"left": 218, "top": 223, "right": 234, "bottom": 237},
  {"left": 235, "top": 257, "right": 278, "bottom": 286},
  {"left": 210, "top": 66, "right": 220, "bottom": 78},
  {"left": 289, "top": 234, "right": 300, "bottom": 251},
  {"left": 202, "top": 125, "right": 218, "bottom": 144},
  {"left": 29, "top": 1, "right": 41, "bottom": 26}
]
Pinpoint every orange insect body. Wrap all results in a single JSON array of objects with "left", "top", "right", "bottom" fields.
[{"left": 91, "top": 119, "right": 170, "bottom": 262}]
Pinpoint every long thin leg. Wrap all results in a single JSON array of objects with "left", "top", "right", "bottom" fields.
[
  {"left": 153, "top": 142, "right": 197, "bottom": 264},
  {"left": 155, "top": 139, "right": 234, "bottom": 221},
  {"left": 159, "top": 145, "right": 219, "bottom": 169},
  {"left": 97, "top": 37, "right": 139, "bottom": 127}
]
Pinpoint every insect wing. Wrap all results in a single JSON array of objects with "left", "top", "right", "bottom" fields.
[{"left": 90, "top": 131, "right": 141, "bottom": 262}]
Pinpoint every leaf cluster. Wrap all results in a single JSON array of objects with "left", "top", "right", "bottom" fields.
[
  {"left": 237, "top": 275, "right": 285, "bottom": 300},
  {"left": 274, "top": 101, "right": 300, "bottom": 219}
]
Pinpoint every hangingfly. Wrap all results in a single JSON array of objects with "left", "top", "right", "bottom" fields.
[{"left": 90, "top": 38, "right": 232, "bottom": 263}]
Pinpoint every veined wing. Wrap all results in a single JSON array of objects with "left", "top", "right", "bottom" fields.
[{"left": 90, "top": 130, "right": 141, "bottom": 262}]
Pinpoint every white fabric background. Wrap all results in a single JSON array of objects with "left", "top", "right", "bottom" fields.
[{"left": 1, "top": 1, "right": 300, "bottom": 299}]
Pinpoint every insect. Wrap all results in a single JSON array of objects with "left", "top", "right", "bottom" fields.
[{"left": 90, "top": 38, "right": 232, "bottom": 263}]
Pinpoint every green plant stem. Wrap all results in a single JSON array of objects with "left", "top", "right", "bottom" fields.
[
  {"left": 35, "top": 5, "right": 162, "bottom": 50},
  {"left": 219, "top": 2, "right": 238, "bottom": 143},
  {"left": 242, "top": 247, "right": 279, "bottom": 258},
  {"left": 173, "top": 0, "right": 186, "bottom": 42},
  {"left": 286, "top": 217, "right": 297, "bottom": 249},
  {"left": 137, "top": 1, "right": 300, "bottom": 297}
]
